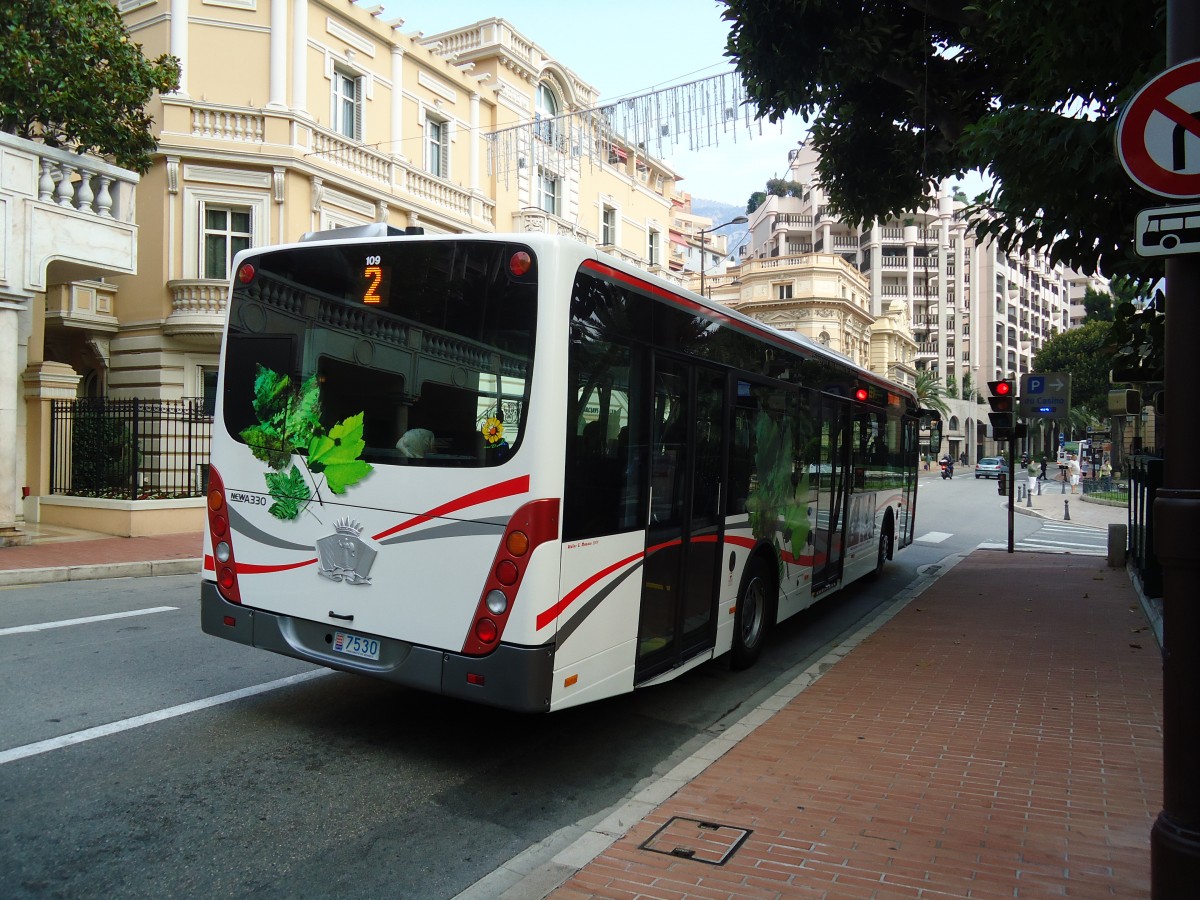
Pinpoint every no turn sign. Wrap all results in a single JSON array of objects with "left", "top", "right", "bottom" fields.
[{"left": 1117, "top": 59, "right": 1200, "bottom": 199}]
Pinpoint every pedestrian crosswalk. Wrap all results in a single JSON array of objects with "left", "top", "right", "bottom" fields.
[{"left": 981, "top": 521, "right": 1109, "bottom": 556}]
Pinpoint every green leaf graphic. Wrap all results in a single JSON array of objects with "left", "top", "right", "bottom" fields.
[
  {"left": 265, "top": 464, "right": 310, "bottom": 520},
  {"left": 308, "top": 413, "right": 373, "bottom": 494}
]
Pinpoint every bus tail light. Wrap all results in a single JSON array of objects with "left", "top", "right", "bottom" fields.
[
  {"left": 461, "top": 498, "right": 559, "bottom": 656},
  {"left": 206, "top": 465, "right": 243, "bottom": 604}
]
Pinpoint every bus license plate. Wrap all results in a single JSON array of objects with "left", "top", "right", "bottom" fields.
[{"left": 333, "top": 631, "right": 380, "bottom": 661}]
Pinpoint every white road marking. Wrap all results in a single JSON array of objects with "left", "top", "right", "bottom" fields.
[
  {"left": 0, "top": 606, "right": 179, "bottom": 637},
  {"left": 0, "top": 669, "right": 332, "bottom": 766},
  {"left": 915, "top": 531, "right": 953, "bottom": 543}
]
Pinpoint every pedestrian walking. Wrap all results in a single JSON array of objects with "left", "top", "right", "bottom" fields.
[
  {"left": 1027, "top": 457, "right": 1040, "bottom": 496},
  {"left": 1039, "top": 457, "right": 1048, "bottom": 480},
  {"left": 1067, "top": 453, "right": 1081, "bottom": 494},
  {"left": 1100, "top": 458, "right": 1113, "bottom": 491}
]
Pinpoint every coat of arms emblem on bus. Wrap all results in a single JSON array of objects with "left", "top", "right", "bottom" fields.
[
  {"left": 239, "top": 364, "right": 374, "bottom": 521},
  {"left": 315, "top": 518, "right": 378, "bottom": 585}
]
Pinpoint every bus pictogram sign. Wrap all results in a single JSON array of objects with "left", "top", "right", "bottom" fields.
[{"left": 1117, "top": 59, "right": 1200, "bottom": 199}]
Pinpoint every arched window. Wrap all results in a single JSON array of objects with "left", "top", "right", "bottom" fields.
[
  {"left": 535, "top": 83, "right": 559, "bottom": 143},
  {"left": 949, "top": 416, "right": 960, "bottom": 431},
  {"left": 818, "top": 331, "right": 830, "bottom": 346}
]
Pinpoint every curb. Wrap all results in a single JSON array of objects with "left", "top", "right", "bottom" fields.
[{"left": 0, "top": 558, "right": 201, "bottom": 588}]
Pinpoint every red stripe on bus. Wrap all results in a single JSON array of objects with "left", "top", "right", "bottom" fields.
[
  {"left": 539, "top": 549, "right": 646, "bottom": 631},
  {"left": 372, "top": 474, "right": 531, "bottom": 541},
  {"left": 537, "top": 536, "right": 694, "bottom": 631},
  {"left": 236, "top": 557, "right": 319, "bottom": 574}
]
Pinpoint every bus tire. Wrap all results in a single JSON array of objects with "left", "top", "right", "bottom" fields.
[
  {"left": 868, "top": 522, "right": 892, "bottom": 581},
  {"left": 731, "top": 557, "right": 772, "bottom": 670}
]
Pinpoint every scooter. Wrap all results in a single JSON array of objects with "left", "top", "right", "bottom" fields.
[{"left": 940, "top": 460, "right": 953, "bottom": 479}]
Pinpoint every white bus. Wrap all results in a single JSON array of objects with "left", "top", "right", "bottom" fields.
[{"left": 201, "top": 227, "right": 933, "bottom": 712}]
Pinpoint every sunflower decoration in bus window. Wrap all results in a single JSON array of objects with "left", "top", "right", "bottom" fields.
[{"left": 482, "top": 415, "right": 505, "bottom": 447}]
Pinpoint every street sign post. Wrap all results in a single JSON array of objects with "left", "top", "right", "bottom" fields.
[
  {"left": 1020, "top": 372, "right": 1071, "bottom": 419},
  {"left": 1116, "top": 58, "right": 1200, "bottom": 199}
]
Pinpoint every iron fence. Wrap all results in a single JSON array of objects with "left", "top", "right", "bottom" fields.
[
  {"left": 1128, "top": 454, "right": 1163, "bottom": 599},
  {"left": 50, "top": 398, "right": 212, "bottom": 499}
]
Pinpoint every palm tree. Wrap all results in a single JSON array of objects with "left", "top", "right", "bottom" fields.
[{"left": 914, "top": 371, "right": 950, "bottom": 417}]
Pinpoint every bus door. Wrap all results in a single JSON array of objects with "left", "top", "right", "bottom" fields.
[
  {"left": 635, "top": 357, "right": 726, "bottom": 683},
  {"left": 811, "top": 397, "right": 852, "bottom": 592}
]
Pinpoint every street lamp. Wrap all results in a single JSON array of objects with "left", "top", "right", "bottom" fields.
[{"left": 698, "top": 216, "right": 747, "bottom": 297}]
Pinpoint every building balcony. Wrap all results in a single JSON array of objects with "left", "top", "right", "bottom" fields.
[
  {"left": 160, "top": 99, "right": 495, "bottom": 230},
  {"left": 773, "top": 213, "right": 814, "bottom": 229},
  {"left": 1, "top": 132, "right": 140, "bottom": 293},
  {"left": 165, "top": 279, "right": 228, "bottom": 348},
  {"left": 45, "top": 281, "right": 119, "bottom": 333}
]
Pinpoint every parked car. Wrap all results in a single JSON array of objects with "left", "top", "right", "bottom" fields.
[{"left": 975, "top": 457, "right": 1009, "bottom": 479}]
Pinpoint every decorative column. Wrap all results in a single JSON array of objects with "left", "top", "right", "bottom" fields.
[
  {"left": 291, "top": 0, "right": 309, "bottom": 114},
  {"left": 268, "top": 0, "right": 288, "bottom": 109},
  {"left": 22, "top": 361, "right": 83, "bottom": 520},
  {"left": 391, "top": 45, "right": 405, "bottom": 159},
  {"left": 169, "top": 0, "right": 189, "bottom": 97},
  {"left": 0, "top": 299, "right": 24, "bottom": 541}
]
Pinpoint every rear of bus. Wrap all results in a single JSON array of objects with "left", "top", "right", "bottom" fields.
[{"left": 200, "top": 230, "right": 566, "bottom": 712}]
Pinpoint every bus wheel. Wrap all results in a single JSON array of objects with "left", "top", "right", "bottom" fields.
[
  {"left": 868, "top": 526, "right": 892, "bottom": 581},
  {"left": 732, "top": 558, "right": 771, "bottom": 670}
]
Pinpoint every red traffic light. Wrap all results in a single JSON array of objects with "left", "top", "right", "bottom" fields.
[{"left": 992, "top": 380, "right": 1012, "bottom": 396}]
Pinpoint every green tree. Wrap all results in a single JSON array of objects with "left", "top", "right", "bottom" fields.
[
  {"left": 0, "top": 0, "right": 180, "bottom": 173},
  {"left": 1031, "top": 320, "right": 1113, "bottom": 419},
  {"left": 1083, "top": 287, "right": 1115, "bottom": 322},
  {"left": 723, "top": 0, "right": 1165, "bottom": 279},
  {"left": 914, "top": 371, "right": 949, "bottom": 418}
]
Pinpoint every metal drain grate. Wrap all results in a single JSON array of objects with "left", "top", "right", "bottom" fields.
[{"left": 639, "top": 816, "right": 752, "bottom": 866}]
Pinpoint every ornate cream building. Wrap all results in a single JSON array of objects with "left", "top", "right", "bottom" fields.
[{"left": 12, "top": 2, "right": 686, "bottom": 535}]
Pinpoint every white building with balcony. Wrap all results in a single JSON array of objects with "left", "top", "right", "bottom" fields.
[{"left": 0, "top": 132, "right": 141, "bottom": 540}]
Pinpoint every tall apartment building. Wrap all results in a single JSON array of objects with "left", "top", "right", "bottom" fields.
[
  {"left": 17, "top": 2, "right": 683, "bottom": 532},
  {"left": 712, "top": 143, "right": 1072, "bottom": 462}
]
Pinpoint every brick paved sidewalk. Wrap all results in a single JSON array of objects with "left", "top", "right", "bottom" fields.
[{"left": 551, "top": 551, "right": 1160, "bottom": 899}]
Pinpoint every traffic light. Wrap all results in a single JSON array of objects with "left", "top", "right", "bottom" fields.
[
  {"left": 997, "top": 471, "right": 1007, "bottom": 495},
  {"left": 988, "top": 379, "right": 1016, "bottom": 441}
]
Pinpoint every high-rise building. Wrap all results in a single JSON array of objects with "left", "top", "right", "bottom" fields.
[{"left": 712, "top": 143, "right": 1073, "bottom": 462}]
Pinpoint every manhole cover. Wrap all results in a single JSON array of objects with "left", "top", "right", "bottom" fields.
[{"left": 639, "top": 816, "right": 751, "bottom": 866}]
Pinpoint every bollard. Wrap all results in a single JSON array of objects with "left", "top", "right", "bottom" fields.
[
  {"left": 1107, "top": 523, "right": 1127, "bottom": 567},
  {"left": 1064, "top": 498, "right": 1070, "bottom": 521},
  {"left": 1027, "top": 484, "right": 1033, "bottom": 507}
]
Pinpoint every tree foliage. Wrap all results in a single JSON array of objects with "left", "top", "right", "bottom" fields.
[
  {"left": 722, "top": 0, "right": 1166, "bottom": 279},
  {"left": 1083, "top": 287, "right": 1114, "bottom": 322},
  {"left": 1032, "top": 320, "right": 1114, "bottom": 419},
  {"left": 913, "top": 371, "right": 949, "bottom": 417},
  {"left": 0, "top": 0, "right": 179, "bottom": 172}
]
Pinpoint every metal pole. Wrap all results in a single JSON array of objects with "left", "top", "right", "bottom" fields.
[
  {"left": 1153, "top": 2, "right": 1200, "bottom": 892},
  {"left": 1007, "top": 437, "right": 1014, "bottom": 553},
  {"left": 700, "top": 229, "right": 707, "bottom": 297}
]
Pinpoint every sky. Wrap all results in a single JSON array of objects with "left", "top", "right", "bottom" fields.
[{"left": 384, "top": 0, "right": 809, "bottom": 207}]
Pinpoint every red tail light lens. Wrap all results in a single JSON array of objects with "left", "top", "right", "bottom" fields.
[
  {"left": 206, "top": 466, "right": 242, "bottom": 604},
  {"left": 461, "top": 499, "right": 559, "bottom": 656}
]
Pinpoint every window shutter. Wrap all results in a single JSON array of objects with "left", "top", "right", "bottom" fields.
[
  {"left": 439, "top": 121, "right": 450, "bottom": 178},
  {"left": 353, "top": 76, "right": 363, "bottom": 141}
]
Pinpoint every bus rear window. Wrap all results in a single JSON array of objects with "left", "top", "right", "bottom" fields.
[{"left": 222, "top": 240, "right": 537, "bottom": 467}]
